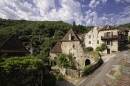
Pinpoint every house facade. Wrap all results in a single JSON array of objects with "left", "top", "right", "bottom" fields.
[
  {"left": 84, "top": 25, "right": 129, "bottom": 54},
  {"left": 50, "top": 29, "right": 96, "bottom": 69}
]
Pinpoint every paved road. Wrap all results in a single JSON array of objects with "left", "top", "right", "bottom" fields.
[{"left": 76, "top": 49, "right": 130, "bottom": 86}]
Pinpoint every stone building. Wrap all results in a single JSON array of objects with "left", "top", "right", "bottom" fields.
[
  {"left": 50, "top": 29, "right": 96, "bottom": 69},
  {"left": 84, "top": 25, "right": 129, "bottom": 54},
  {"left": 0, "top": 35, "right": 29, "bottom": 56}
]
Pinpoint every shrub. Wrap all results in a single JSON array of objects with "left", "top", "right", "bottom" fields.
[
  {"left": 101, "top": 43, "right": 107, "bottom": 51},
  {"left": 56, "top": 73, "right": 64, "bottom": 81},
  {"left": 84, "top": 47, "right": 93, "bottom": 52},
  {"left": 56, "top": 53, "right": 69, "bottom": 68},
  {"left": 96, "top": 43, "right": 107, "bottom": 52},
  {"left": 81, "top": 64, "right": 93, "bottom": 72},
  {"left": 96, "top": 46, "right": 102, "bottom": 51},
  {"left": 0, "top": 56, "right": 45, "bottom": 86}
]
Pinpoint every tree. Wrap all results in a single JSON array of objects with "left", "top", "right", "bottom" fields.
[
  {"left": 56, "top": 53, "right": 69, "bottom": 68},
  {"left": 96, "top": 43, "right": 107, "bottom": 51},
  {"left": 0, "top": 56, "right": 45, "bottom": 85}
]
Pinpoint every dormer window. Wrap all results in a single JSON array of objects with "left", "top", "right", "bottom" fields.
[{"left": 107, "top": 26, "right": 109, "bottom": 29}]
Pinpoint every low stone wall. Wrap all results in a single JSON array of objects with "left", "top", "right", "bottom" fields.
[
  {"left": 66, "top": 69, "right": 79, "bottom": 78},
  {"left": 59, "top": 55, "right": 103, "bottom": 78},
  {"left": 80, "top": 58, "right": 103, "bottom": 77}
]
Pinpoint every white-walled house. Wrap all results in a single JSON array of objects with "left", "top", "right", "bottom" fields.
[{"left": 84, "top": 25, "right": 129, "bottom": 54}]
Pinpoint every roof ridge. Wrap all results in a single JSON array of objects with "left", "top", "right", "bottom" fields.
[
  {"left": 61, "top": 28, "right": 81, "bottom": 41},
  {"left": 0, "top": 35, "right": 14, "bottom": 48}
]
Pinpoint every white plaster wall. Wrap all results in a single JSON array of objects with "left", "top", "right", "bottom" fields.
[
  {"left": 84, "top": 27, "right": 118, "bottom": 54},
  {"left": 50, "top": 53, "right": 57, "bottom": 60},
  {"left": 85, "top": 27, "right": 102, "bottom": 50}
]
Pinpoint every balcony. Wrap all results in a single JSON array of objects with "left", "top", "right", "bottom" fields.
[{"left": 101, "top": 35, "right": 118, "bottom": 40}]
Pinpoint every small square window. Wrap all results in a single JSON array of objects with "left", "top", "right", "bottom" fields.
[
  {"left": 89, "top": 41, "right": 91, "bottom": 44},
  {"left": 97, "top": 40, "right": 99, "bottom": 44},
  {"left": 89, "top": 35, "right": 91, "bottom": 38}
]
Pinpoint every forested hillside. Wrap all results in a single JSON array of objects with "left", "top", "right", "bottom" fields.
[
  {"left": 0, "top": 18, "right": 93, "bottom": 61},
  {"left": 119, "top": 23, "right": 130, "bottom": 28}
]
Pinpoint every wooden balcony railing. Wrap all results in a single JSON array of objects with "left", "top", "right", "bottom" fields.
[{"left": 101, "top": 35, "right": 118, "bottom": 40}]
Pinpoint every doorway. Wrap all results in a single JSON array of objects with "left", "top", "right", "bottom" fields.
[
  {"left": 107, "top": 48, "right": 110, "bottom": 54},
  {"left": 85, "top": 59, "right": 91, "bottom": 66}
]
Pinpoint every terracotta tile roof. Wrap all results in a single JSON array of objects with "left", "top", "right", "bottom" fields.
[
  {"left": 99, "top": 25, "right": 118, "bottom": 31},
  {"left": 0, "top": 35, "right": 29, "bottom": 54},
  {"left": 118, "top": 28, "right": 129, "bottom": 34},
  {"left": 61, "top": 29, "right": 81, "bottom": 41},
  {"left": 50, "top": 41, "right": 62, "bottom": 53}
]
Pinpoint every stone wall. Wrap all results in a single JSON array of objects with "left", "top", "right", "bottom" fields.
[
  {"left": 61, "top": 41, "right": 95, "bottom": 69},
  {"left": 66, "top": 69, "right": 79, "bottom": 78}
]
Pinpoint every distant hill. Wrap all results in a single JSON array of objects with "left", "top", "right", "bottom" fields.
[
  {"left": 119, "top": 23, "right": 130, "bottom": 28},
  {"left": 0, "top": 18, "right": 93, "bottom": 60}
]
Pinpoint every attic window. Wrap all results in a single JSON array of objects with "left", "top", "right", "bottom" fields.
[{"left": 107, "top": 26, "right": 109, "bottom": 29}]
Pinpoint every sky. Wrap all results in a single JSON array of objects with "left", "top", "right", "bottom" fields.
[{"left": 0, "top": 0, "right": 130, "bottom": 26}]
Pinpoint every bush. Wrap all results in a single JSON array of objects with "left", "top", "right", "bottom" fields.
[
  {"left": 56, "top": 53, "right": 69, "bottom": 68},
  {"left": 0, "top": 56, "right": 45, "bottom": 86},
  {"left": 96, "top": 43, "right": 107, "bottom": 52},
  {"left": 84, "top": 47, "right": 93, "bottom": 52},
  {"left": 81, "top": 64, "right": 93, "bottom": 72},
  {"left": 96, "top": 46, "right": 102, "bottom": 51},
  {"left": 112, "top": 51, "right": 116, "bottom": 53}
]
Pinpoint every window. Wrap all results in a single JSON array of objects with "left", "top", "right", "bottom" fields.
[
  {"left": 97, "top": 40, "right": 99, "bottom": 44},
  {"left": 73, "top": 57, "right": 76, "bottom": 59},
  {"left": 106, "top": 32, "right": 110, "bottom": 36},
  {"left": 89, "top": 35, "right": 91, "bottom": 38},
  {"left": 54, "top": 57, "right": 56, "bottom": 60},
  {"left": 107, "top": 41, "right": 110, "bottom": 45},
  {"left": 89, "top": 41, "right": 91, "bottom": 44},
  {"left": 73, "top": 45, "right": 75, "bottom": 48}
]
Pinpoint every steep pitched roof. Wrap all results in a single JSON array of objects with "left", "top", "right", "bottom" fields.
[
  {"left": 50, "top": 41, "right": 62, "bottom": 53},
  {"left": 99, "top": 25, "right": 118, "bottom": 31},
  {"left": 61, "top": 29, "right": 80, "bottom": 41},
  {"left": 0, "top": 35, "right": 28, "bottom": 54}
]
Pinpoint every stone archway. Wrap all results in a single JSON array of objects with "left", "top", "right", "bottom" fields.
[{"left": 85, "top": 59, "right": 91, "bottom": 66}]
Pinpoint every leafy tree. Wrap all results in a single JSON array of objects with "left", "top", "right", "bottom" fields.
[
  {"left": 56, "top": 53, "right": 69, "bottom": 68},
  {"left": 0, "top": 56, "right": 45, "bottom": 85},
  {"left": 96, "top": 43, "right": 107, "bottom": 51}
]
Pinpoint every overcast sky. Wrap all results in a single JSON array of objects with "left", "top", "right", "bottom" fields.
[{"left": 0, "top": 0, "right": 130, "bottom": 26}]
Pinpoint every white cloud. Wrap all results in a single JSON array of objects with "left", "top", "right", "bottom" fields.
[
  {"left": 0, "top": 0, "right": 129, "bottom": 26},
  {"left": 115, "top": 0, "right": 130, "bottom": 3},
  {"left": 101, "top": 0, "right": 107, "bottom": 4},
  {"left": 97, "top": 6, "right": 130, "bottom": 26},
  {"left": 89, "top": 0, "right": 100, "bottom": 8}
]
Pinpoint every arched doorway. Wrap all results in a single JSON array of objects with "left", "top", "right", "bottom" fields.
[{"left": 85, "top": 59, "right": 91, "bottom": 66}]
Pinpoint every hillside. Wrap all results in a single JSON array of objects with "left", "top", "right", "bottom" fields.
[
  {"left": 0, "top": 19, "right": 93, "bottom": 61},
  {"left": 119, "top": 23, "right": 130, "bottom": 28}
]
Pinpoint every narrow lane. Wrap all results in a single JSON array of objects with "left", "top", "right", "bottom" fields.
[{"left": 76, "top": 50, "right": 130, "bottom": 86}]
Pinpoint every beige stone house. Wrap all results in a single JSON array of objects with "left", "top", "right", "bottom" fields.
[
  {"left": 50, "top": 29, "right": 95, "bottom": 69},
  {"left": 84, "top": 25, "right": 129, "bottom": 54}
]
